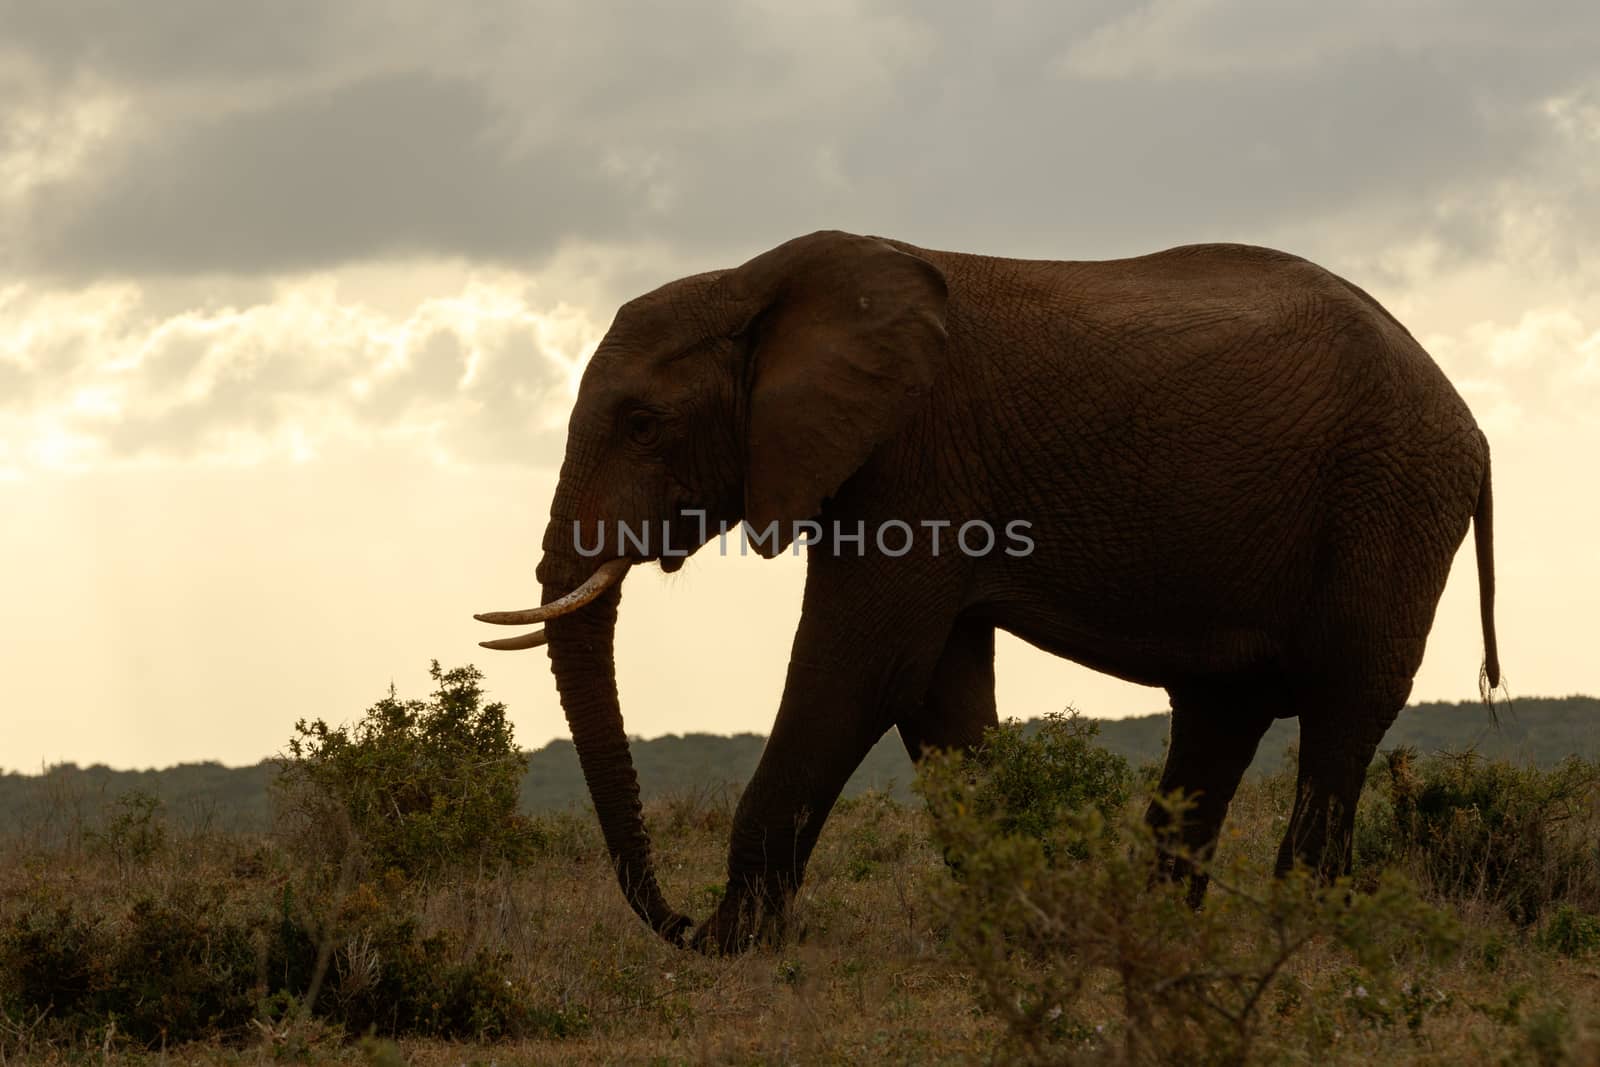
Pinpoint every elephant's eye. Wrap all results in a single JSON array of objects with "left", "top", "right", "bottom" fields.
[{"left": 625, "top": 410, "right": 661, "bottom": 447}]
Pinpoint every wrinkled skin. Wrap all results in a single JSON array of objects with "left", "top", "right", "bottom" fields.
[{"left": 514, "top": 231, "right": 1499, "bottom": 952}]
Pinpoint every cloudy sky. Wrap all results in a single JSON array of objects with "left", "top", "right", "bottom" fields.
[{"left": 3, "top": 1, "right": 1598, "bottom": 772}]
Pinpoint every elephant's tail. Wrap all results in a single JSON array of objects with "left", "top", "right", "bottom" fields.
[{"left": 1474, "top": 444, "right": 1502, "bottom": 701}]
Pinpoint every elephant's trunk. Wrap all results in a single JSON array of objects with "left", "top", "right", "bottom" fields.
[{"left": 533, "top": 539, "right": 691, "bottom": 945}]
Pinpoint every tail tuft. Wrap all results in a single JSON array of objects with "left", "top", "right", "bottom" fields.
[{"left": 1473, "top": 440, "right": 1502, "bottom": 716}]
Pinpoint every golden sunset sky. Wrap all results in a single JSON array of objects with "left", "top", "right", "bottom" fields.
[{"left": 2, "top": 3, "right": 1598, "bottom": 771}]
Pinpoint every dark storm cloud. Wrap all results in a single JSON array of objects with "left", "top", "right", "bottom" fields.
[
  {"left": 31, "top": 73, "right": 649, "bottom": 276},
  {"left": 9, "top": 0, "right": 1600, "bottom": 278},
  {"left": 0, "top": 0, "right": 348, "bottom": 84},
  {"left": 829, "top": 47, "right": 1537, "bottom": 254}
]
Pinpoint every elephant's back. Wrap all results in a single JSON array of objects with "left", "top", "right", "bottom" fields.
[{"left": 933, "top": 241, "right": 1475, "bottom": 433}]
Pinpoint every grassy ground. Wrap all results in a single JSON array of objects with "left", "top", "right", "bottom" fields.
[{"left": 4, "top": 754, "right": 1600, "bottom": 1064}]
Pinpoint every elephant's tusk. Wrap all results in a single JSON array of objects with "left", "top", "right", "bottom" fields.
[
  {"left": 474, "top": 558, "right": 631, "bottom": 626},
  {"left": 479, "top": 629, "right": 549, "bottom": 651}
]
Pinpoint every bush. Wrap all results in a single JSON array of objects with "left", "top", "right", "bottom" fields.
[
  {"left": 1540, "top": 904, "right": 1600, "bottom": 958},
  {"left": 944, "top": 712, "right": 1134, "bottom": 861},
  {"left": 1358, "top": 748, "right": 1600, "bottom": 924},
  {"left": 918, "top": 716, "right": 1461, "bottom": 1066},
  {"left": 0, "top": 870, "right": 572, "bottom": 1050},
  {"left": 0, "top": 663, "right": 585, "bottom": 1053},
  {"left": 302, "top": 906, "right": 556, "bottom": 1041},
  {"left": 85, "top": 788, "right": 167, "bottom": 870},
  {"left": 1, "top": 888, "right": 269, "bottom": 1046},
  {"left": 274, "top": 662, "right": 537, "bottom": 879}
]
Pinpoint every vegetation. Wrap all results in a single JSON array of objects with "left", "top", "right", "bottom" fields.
[
  {"left": 274, "top": 660, "right": 539, "bottom": 878},
  {"left": 914, "top": 715, "right": 1594, "bottom": 1064},
  {"left": 2, "top": 679, "right": 1599, "bottom": 1062},
  {"left": 1355, "top": 747, "right": 1600, "bottom": 925},
  {"left": 5, "top": 695, "right": 1597, "bottom": 833}
]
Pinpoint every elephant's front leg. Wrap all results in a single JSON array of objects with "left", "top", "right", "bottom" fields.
[
  {"left": 691, "top": 661, "right": 892, "bottom": 953},
  {"left": 691, "top": 561, "right": 962, "bottom": 953}
]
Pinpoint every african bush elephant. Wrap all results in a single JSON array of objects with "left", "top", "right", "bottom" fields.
[{"left": 476, "top": 230, "right": 1499, "bottom": 953}]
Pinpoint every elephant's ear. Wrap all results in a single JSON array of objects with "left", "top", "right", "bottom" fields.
[{"left": 729, "top": 231, "right": 949, "bottom": 556}]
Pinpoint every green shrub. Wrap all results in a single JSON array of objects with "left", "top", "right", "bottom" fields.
[
  {"left": 1, "top": 887, "right": 272, "bottom": 1046},
  {"left": 316, "top": 911, "right": 552, "bottom": 1040},
  {"left": 918, "top": 718, "right": 1461, "bottom": 1066},
  {"left": 0, "top": 663, "right": 584, "bottom": 1051},
  {"left": 85, "top": 788, "right": 167, "bottom": 869},
  {"left": 1540, "top": 904, "right": 1600, "bottom": 958},
  {"left": 1359, "top": 748, "right": 1600, "bottom": 924},
  {"left": 0, "top": 871, "right": 573, "bottom": 1050},
  {"left": 274, "top": 662, "right": 537, "bottom": 879},
  {"left": 938, "top": 712, "right": 1133, "bottom": 862},
  {"left": 1, "top": 905, "right": 110, "bottom": 1027}
]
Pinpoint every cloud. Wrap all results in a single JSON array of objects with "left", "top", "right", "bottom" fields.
[
  {"left": 6, "top": 0, "right": 934, "bottom": 277},
  {"left": 27, "top": 73, "right": 656, "bottom": 277},
  {"left": 1053, "top": 0, "right": 1599, "bottom": 82},
  {"left": 2, "top": 0, "right": 1599, "bottom": 478},
  {"left": 1423, "top": 307, "right": 1600, "bottom": 434},
  {"left": 7, "top": 0, "right": 1595, "bottom": 281},
  {"left": 0, "top": 265, "right": 609, "bottom": 474},
  {"left": 0, "top": 0, "right": 342, "bottom": 84}
]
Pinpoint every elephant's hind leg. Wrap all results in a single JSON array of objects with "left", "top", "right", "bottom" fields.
[
  {"left": 1280, "top": 514, "right": 1444, "bottom": 881},
  {"left": 1281, "top": 439, "right": 1475, "bottom": 880},
  {"left": 1146, "top": 678, "right": 1280, "bottom": 905},
  {"left": 897, "top": 617, "right": 997, "bottom": 762},
  {"left": 1277, "top": 679, "right": 1410, "bottom": 881}
]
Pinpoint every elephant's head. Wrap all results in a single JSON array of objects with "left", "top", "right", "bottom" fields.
[{"left": 475, "top": 230, "right": 948, "bottom": 945}]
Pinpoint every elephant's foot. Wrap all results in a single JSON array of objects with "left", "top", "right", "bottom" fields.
[
  {"left": 1151, "top": 856, "right": 1210, "bottom": 908},
  {"left": 1273, "top": 833, "right": 1353, "bottom": 886},
  {"left": 1274, "top": 786, "right": 1358, "bottom": 885},
  {"left": 688, "top": 880, "right": 792, "bottom": 955},
  {"left": 1150, "top": 846, "right": 1213, "bottom": 909},
  {"left": 1144, "top": 797, "right": 1218, "bottom": 909}
]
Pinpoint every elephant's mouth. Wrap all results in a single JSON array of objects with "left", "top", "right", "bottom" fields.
[
  {"left": 474, "top": 557, "right": 631, "bottom": 651},
  {"left": 644, "top": 504, "right": 717, "bottom": 575}
]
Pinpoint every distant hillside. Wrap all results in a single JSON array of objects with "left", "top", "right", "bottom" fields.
[{"left": 4, "top": 696, "right": 1595, "bottom": 835}]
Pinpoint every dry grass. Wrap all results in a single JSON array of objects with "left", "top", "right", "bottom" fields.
[{"left": 3, "top": 761, "right": 1600, "bottom": 1065}]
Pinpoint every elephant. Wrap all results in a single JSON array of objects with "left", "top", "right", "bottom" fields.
[{"left": 476, "top": 230, "right": 1499, "bottom": 953}]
